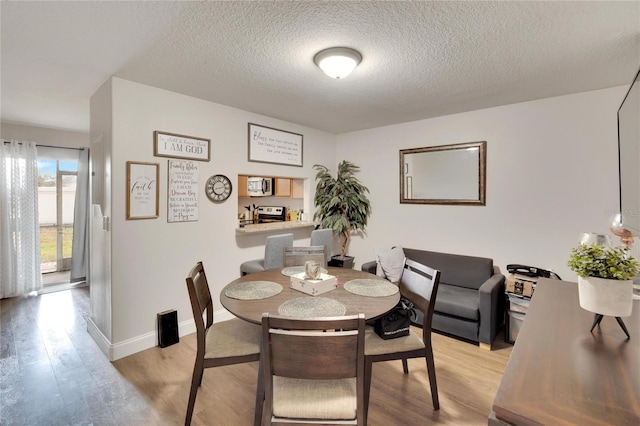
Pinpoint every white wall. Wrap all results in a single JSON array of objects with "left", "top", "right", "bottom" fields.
[
  {"left": 1, "top": 122, "right": 89, "bottom": 148},
  {"left": 89, "top": 79, "right": 114, "bottom": 348},
  {"left": 336, "top": 86, "right": 629, "bottom": 281},
  {"left": 98, "top": 78, "right": 335, "bottom": 357}
]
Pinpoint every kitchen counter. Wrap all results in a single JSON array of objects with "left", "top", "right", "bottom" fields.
[{"left": 235, "top": 221, "right": 319, "bottom": 235}]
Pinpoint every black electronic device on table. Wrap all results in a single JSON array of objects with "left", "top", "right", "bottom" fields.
[{"left": 506, "top": 264, "right": 562, "bottom": 280}]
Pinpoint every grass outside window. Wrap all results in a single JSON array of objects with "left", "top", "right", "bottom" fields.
[{"left": 40, "top": 226, "right": 73, "bottom": 263}]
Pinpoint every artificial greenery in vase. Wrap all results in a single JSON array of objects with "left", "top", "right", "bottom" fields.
[
  {"left": 567, "top": 243, "right": 639, "bottom": 280},
  {"left": 313, "top": 160, "right": 372, "bottom": 260},
  {"left": 568, "top": 242, "right": 638, "bottom": 321}
]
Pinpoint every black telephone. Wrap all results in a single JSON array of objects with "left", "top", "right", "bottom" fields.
[{"left": 506, "top": 264, "right": 562, "bottom": 280}]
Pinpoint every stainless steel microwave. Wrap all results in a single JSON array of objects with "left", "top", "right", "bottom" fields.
[{"left": 247, "top": 177, "right": 273, "bottom": 196}]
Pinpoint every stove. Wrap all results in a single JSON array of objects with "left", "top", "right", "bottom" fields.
[{"left": 257, "top": 206, "right": 286, "bottom": 223}]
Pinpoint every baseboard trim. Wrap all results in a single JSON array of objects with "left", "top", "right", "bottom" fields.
[
  {"left": 87, "top": 308, "right": 234, "bottom": 361},
  {"left": 86, "top": 317, "right": 114, "bottom": 360}
]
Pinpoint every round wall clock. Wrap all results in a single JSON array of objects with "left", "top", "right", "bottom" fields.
[{"left": 205, "top": 174, "right": 232, "bottom": 202}]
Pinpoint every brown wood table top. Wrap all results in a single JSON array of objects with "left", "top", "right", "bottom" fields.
[
  {"left": 220, "top": 267, "right": 400, "bottom": 324},
  {"left": 492, "top": 278, "right": 640, "bottom": 425}
]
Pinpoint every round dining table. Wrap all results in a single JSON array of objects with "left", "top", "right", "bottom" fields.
[
  {"left": 220, "top": 266, "right": 400, "bottom": 323},
  {"left": 221, "top": 266, "right": 400, "bottom": 426}
]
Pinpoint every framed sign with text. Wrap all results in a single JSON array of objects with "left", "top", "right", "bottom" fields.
[
  {"left": 126, "top": 161, "right": 159, "bottom": 220},
  {"left": 248, "top": 123, "right": 303, "bottom": 167},
  {"left": 167, "top": 159, "right": 199, "bottom": 223},
  {"left": 154, "top": 131, "right": 210, "bottom": 161}
]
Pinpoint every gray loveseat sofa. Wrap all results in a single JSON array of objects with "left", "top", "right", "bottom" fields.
[{"left": 362, "top": 248, "right": 506, "bottom": 348}]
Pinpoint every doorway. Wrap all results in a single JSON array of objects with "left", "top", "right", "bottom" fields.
[{"left": 38, "top": 157, "right": 78, "bottom": 286}]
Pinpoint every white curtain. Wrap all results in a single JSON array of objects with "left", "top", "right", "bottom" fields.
[
  {"left": 70, "top": 148, "right": 89, "bottom": 283},
  {"left": 0, "top": 140, "right": 42, "bottom": 298}
]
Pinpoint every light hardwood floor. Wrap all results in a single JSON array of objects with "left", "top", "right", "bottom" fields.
[{"left": 0, "top": 287, "right": 512, "bottom": 425}]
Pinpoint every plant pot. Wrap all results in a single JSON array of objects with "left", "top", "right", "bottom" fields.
[
  {"left": 578, "top": 276, "right": 633, "bottom": 317},
  {"left": 328, "top": 255, "right": 354, "bottom": 269}
]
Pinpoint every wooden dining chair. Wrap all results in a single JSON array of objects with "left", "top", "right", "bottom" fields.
[
  {"left": 184, "top": 261, "right": 262, "bottom": 425},
  {"left": 260, "top": 313, "right": 366, "bottom": 425},
  {"left": 363, "top": 258, "right": 441, "bottom": 420},
  {"left": 283, "top": 245, "right": 328, "bottom": 267}
]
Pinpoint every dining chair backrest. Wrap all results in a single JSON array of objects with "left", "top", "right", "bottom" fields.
[
  {"left": 186, "top": 261, "right": 214, "bottom": 339},
  {"left": 283, "top": 245, "right": 327, "bottom": 267},
  {"left": 264, "top": 233, "right": 294, "bottom": 270},
  {"left": 399, "top": 258, "right": 441, "bottom": 343},
  {"left": 261, "top": 313, "right": 366, "bottom": 425},
  {"left": 310, "top": 228, "right": 333, "bottom": 262}
]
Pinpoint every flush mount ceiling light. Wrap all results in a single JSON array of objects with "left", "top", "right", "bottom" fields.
[{"left": 314, "top": 47, "right": 362, "bottom": 79}]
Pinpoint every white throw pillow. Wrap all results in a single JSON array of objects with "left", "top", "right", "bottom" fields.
[{"left": 374, "top": 246, "right": 406, "bottom": 283}]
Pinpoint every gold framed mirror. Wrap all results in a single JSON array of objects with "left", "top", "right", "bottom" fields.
[{"left": 400, "top": 141, "right": 486, "bottom": 205}]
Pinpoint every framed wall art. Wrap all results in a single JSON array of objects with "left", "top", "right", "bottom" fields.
[
  {"left": 126, "top": 161, "right": 159, "bottom": 220},
  {"left": 399, "top": 141, "right": 486, "bottom": 205},
  {"left": 167, "top": 159, "right": 199, "bottom": 223},
  {"left": 248, "top": 123, "right": 303, "bottom": 167},
  {"left": 154, "top": 131, "right": 210, "bottom": 161}
]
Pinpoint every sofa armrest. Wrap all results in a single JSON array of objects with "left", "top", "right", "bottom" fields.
[
  {"left": 478, "top": 273, "right": 506, "bottom": 346},
  {"left": 361, "top": 260, "right": 377, "bottom": 275}
]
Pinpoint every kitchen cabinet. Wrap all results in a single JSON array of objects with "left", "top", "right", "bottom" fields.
[
  {"left": 237, "top": 175, "right": 248, "bottom": 197},
  {"left": 274, "top": 178, "right": 291, "bottom": 197},
  {"left": 292, "top": 179, "right": 304, "bottom": 198},
  {"left": 238, "top": 175, "right": 303, "bottom": 199}
]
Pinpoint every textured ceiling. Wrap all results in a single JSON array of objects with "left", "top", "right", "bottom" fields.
[{"left": 1, "top": 1, "right": 639, "bottom": 134}]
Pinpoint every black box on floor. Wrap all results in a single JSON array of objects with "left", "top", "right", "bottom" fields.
[{"left": 157, "top": 309, "right": 179, "bottom": 348}]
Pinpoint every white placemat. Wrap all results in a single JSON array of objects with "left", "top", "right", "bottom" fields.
[
  {"left": 343, "top": 279, "right": 399, "bottom": 297},
  {"left": 281, "top": 265, "right": 329, "bottom": 277},
  {"left": 277, "top": 297, "right": 346, "bottom": 318},
  {"left": 224, "top": 281, "right": 283, "bottom": 300}
]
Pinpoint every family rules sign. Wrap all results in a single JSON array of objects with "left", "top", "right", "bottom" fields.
[{"left": 168, "top": 160, "right": 199, "bottom": 223}]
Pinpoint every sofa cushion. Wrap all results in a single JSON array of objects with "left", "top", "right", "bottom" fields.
[
  {"left": 433, "top": 284, "right": 479, "bottom": 321},
  {"left": 374, "top": 246, "right": 406, "bottom": 283},
  {"left": 403, "top": 248, "right": 493, "bottom": 290}
]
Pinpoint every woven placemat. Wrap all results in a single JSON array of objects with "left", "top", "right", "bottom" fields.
[
  {"left": 281, "top": 265, "right": 329, "bottom": 277},
  {"left": 277, "top": 297, "right": 346, "bottom": 318},
  {"left": 343, "top": 279, "right": 399, "bottom": 297},
  {"left": 224, "top": 281, "right": 283, "bottom": 300}
]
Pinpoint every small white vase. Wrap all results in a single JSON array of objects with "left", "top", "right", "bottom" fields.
[{"left": 578, "top": 276, "right": 633, "bottom": 317}]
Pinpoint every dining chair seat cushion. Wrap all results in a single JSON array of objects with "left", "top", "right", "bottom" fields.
[
  {"left": 272, "top": 376, "right": 357, "bottom": 420},
  {"left": 363, "top": 325, "right": 424, "bottom": 356},
  {"left": 205, "top": 318, "right": 261, "bottom": 358},
  {"left": 239, "top": 259, "right": 265, "bottom": 274}
]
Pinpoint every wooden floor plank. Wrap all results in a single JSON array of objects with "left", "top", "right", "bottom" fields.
[{"left": 1, "top": 287, "right": 512, "bottom": 425}]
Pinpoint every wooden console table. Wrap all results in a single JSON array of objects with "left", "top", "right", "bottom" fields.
[{"left": 491, "top": 278, "right": 639, "bottom": 425}]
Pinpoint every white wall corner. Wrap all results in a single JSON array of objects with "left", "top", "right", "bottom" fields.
[{"left": 87, "top": 316, "right": 115, "bottom": 361}]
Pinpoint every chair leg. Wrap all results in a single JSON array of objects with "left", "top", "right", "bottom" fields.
[
  {"left": 185, "top": 361, "right": 203, "bottom": 425},
  {"left": 254, "top": 355, "right": 265, "bottom": 426},
  {"left": 402, "top": 358, "right": 409, "bottom": 374},
  {"left": 425, "top": 346, "right": 439, "bottom": 410},
  {"left": 363, "top": 358, "right": 373, "bottom": 425}
]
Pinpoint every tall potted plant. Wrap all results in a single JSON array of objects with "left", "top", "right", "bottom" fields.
[
  {"left": 313, "top": 160, "right": 372, "bottom": 268},
  {"left": 567, "top": 243, "right": 638, "bottom": 318}
]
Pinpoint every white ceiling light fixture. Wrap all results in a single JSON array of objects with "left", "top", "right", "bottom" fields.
[{"left": 314, "top": 47, "right": 362, "bottom": 79}]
